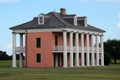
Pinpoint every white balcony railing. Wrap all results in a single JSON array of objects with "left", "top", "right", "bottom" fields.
[
  {"left": 15, "top": 47, "right": 25, "bottom": 54},
  {"left": 53, "top": 46, "right": 101, "bottom": 53}
]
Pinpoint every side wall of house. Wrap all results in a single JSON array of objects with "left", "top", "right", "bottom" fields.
[{"left": 25, "top": 32, "right": 54, "bottom": 68}]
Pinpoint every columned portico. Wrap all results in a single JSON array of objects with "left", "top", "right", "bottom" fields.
[
  {"left": 12, "top": 32, "right": 16, "bottom": 67},
  {"left": 12, "top": 32, "right": 25, "bottom": 68},
  {"left": 19, "top": 33, "right": 24, "bottom": 67}
]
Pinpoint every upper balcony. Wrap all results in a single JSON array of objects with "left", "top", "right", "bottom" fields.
[
  {"left": 15, "top": 46, "right": 101, "bottom": 54},
  {"left": 53, "top": 46, "right": 101, "bottom": 53}
]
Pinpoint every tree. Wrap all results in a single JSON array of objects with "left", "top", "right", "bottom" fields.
[
  {"left": 104, "top": 52, "right": 111, "bottom": 65},
  {"left": 0, "top": 51, "right": 11, "bottom": 60},
  {"left": 104, "top": 39, "right": 120, "bottom": 64}
]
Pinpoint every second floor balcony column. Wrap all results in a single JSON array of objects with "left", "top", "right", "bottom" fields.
[
  {"left": 86, "top": 33, "right": 90, "bottom": 66},
  {"left": 70, "top": 31, "right": 73, "bottom": 67},
  {"left": 63, "top": 30, "right": 67, "bottom": 67},
  {"left": 91, "top": 34, "right": 95, "bottom": 66},
  {"left": 75, "top": 32, "right": 79, "bottom": 67},
  {"left": 19, "top": 33, "right": 24, "bottom": 68},
  {"left": 96, "top": 34, "right": 100, "bottom": 66},
  {"left": 81, "top": 32, "right": 85, "bottom": 66},
  {"left": 12, "top": 32, "right": 16, "bottom": 68},
  {"left": 100, "top": 35, "right": 104, "bottom": 66}
]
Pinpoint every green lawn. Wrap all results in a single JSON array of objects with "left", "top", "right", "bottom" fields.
[{"left": 0, "top": 60, "right": 120, "bottom": 80}]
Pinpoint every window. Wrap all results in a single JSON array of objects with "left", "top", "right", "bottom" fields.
[
  {"left": 36, "top": 53, "right": 41, "bottom": 63},
  {"left": 36, "top": 38, "right": 41, "bottom": 48},
  {"left": 55, "top": 36, "right": 58, "bottom": 46},
  {"left": 38, "top": 14, "right": 44, "bottom": 25}
]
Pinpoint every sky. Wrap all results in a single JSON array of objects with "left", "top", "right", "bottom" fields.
[{"left": 0, "top": 0, "right": 120, "bottom": 55}]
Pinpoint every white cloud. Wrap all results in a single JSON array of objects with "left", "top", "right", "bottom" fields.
[
  {"left": 118, "top": 22, "right": 120, "bottom": 28},
  {"left": 118, "top": 13, "right": 120, "bottom": 19},
  {"left": 0, "top": 0, "right": 20, "bottom": 3},
  {"left": 6, "top": 43, "right": 12, "bottom": 50},
  {"left": 118, "top": 12, "right": 120, "bottom": 28}
]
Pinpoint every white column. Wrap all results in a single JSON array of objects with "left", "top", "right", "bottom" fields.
[
  {"left": 75, "top": 32, "right": 79, "bottom": 67},
  {"left": 81, "top": 33, "right": 85, "bottom": 66},
  {"left": 91, "top": 34, "right": 95, "bottom": 66},
  {"left": 86, "top": 33, "right": 90, "bottom": 66},
  {"left": 100, "top": 35, "right": 104, "bottom": 66},
  {"left": 96, "top": 35, "right": 99, "bottom": 66},
  {"left": 12, "top": 32, "right": 16, "bottom": 67},
  {"left": 63, "top": 31, "right": 67, "bottom": 67},
  {"left": 70, "top": 32, "right": 73, "bottom": 67},
  {"left": 19, "top": 34, "right": 23, "bottom": 67}
]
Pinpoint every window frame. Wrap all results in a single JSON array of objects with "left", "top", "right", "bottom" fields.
[{"left": 38, "top": 14, "right": 44, "bottom": 25}]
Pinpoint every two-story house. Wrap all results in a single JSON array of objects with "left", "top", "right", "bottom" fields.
[{"left": 10, "top": 8, "right": 105, "bottom": 68}]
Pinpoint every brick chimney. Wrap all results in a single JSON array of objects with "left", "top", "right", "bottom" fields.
[{"left": 60, "top": 8, "right": 66, "bottom": 16}]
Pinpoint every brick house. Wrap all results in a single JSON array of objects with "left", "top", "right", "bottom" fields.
[{"left": 10, "top": 8, "right": 105, "bottom": 68}]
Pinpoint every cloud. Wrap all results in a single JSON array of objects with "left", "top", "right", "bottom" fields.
[
  {"left": 118, "top": 22, "right": 120, "bottom": 28},
  {"left": 118, "top": 13, "right": 120, "bottom": 19},
  {"left": 0, "top": 0, "right": 20, "bottom": 3},
  {"left": 118, "top": 13, "right": 120, "bottom": 28},
  {"left": 6, "top": 43, "right": 12, "bottom": 50}
]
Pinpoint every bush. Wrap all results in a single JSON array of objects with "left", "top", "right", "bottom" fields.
[{"left": 104, "top": 52, "right": 111, "bottom": 66}]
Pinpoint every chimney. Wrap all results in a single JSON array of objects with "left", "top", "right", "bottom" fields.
[{"left": 60, "top": 8, "right": 66, "bottom": 16}]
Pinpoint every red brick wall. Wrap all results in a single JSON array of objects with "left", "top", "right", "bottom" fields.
[{"left": 25, "top": 32, "right": 54, "bottom": 68}]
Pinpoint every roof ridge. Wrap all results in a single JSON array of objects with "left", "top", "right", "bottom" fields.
[{"left": 51, "top": 12, "right": 67, "bottom": 27}]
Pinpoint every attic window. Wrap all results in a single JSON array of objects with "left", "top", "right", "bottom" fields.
[
  {"left": 38, "top": 14, "right": 44, "bottom": 25},
  {"left": 74, "top": 16, "right": 77, "bottom": 25}
]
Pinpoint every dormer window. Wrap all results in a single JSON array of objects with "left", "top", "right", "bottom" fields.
[
  {"left": 74, "top": 16, "right": 77, "bottom": 25},
  {"left": 77, "top": 16, "right": 87, "bottom": 27},
  {"left": 38, "top": 14, "right": 44, "bottom": 25}
]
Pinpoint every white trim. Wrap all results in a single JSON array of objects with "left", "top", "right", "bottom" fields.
[
  {"left": 84, "top": 17, "right": 87, "bottom": 27},
  {"left": 12, "top": 28, "right": 103, "bottom": 36},
  {"left": 74, "top": 16, "right": 77, "bottom": 26},
  {"left": 38, "top": 14, "right": 44, "bottom": 25}
]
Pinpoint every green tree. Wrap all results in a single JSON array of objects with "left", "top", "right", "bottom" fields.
[
  {"left": 0, "top": 51, "right": 11, "bottom": 60},
  {"left": 104, "top": 39, "right": 120, "bottom": 64}
]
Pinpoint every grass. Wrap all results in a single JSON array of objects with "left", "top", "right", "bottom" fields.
[{"left": 0, "top": 60, "right": 120, "bottom": 80}]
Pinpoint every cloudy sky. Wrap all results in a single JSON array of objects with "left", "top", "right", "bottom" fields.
[{"left": 0, "top": 0, "right": 120, "bottom": 55}]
